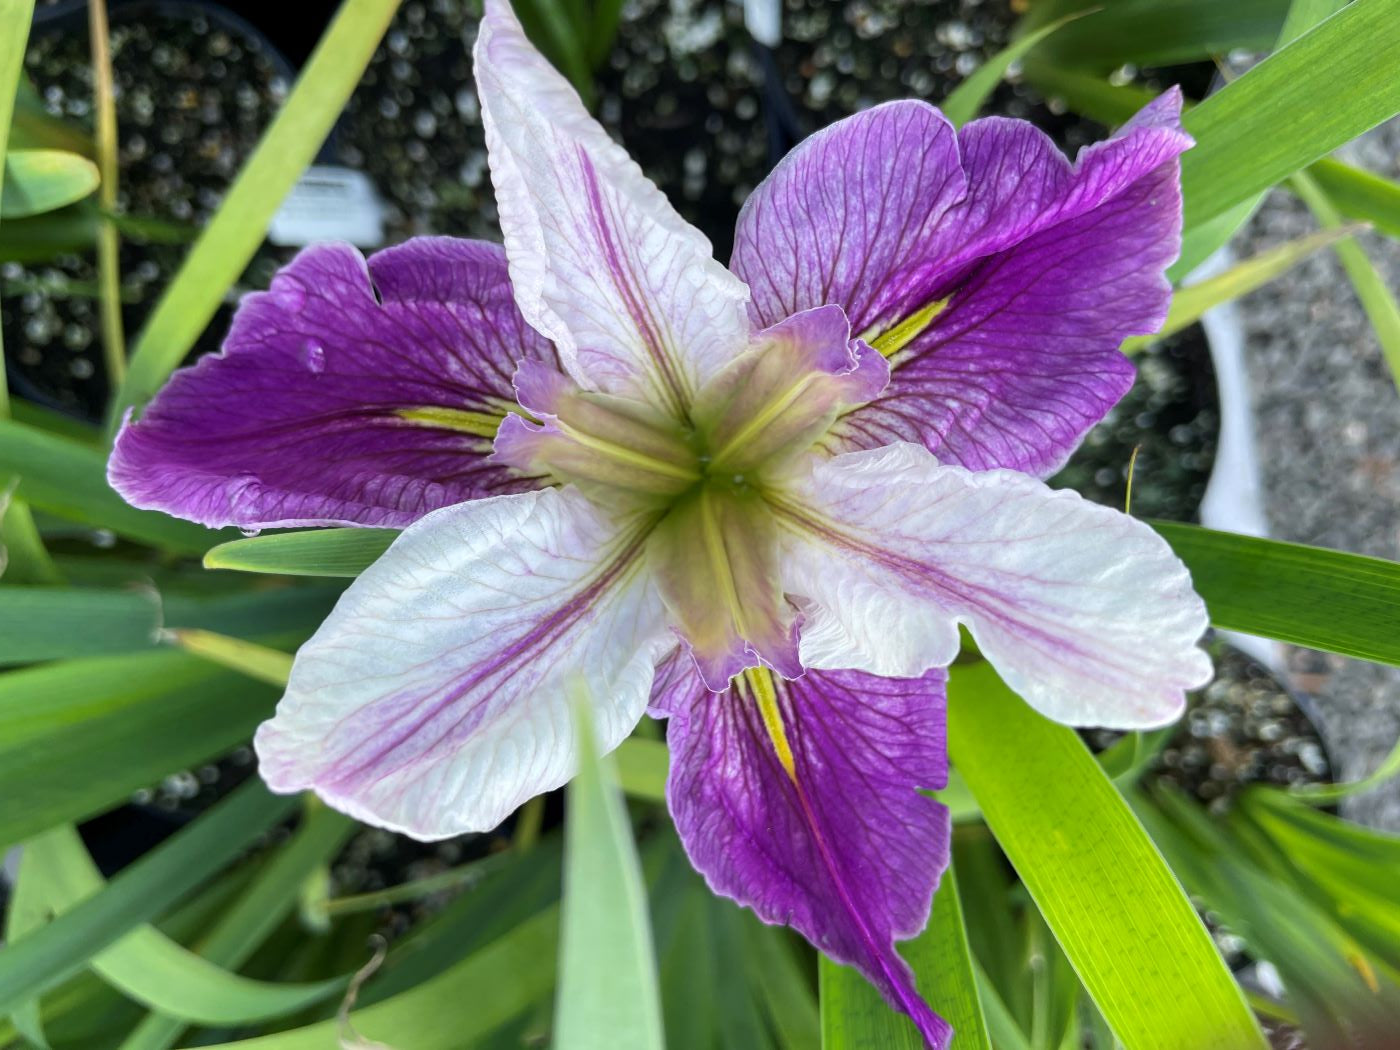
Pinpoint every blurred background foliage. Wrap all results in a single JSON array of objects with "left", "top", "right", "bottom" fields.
[{"left": 1, "top": 0, "right": 1400, "bottom": 1047}]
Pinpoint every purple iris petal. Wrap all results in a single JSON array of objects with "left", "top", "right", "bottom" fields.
[
  {"left": 658, "top": 659, "right": 952, "bottom": 1048},
  {"left": 109, "top": 238, "right": 558, "bottom": 529},
  {"left": 732, "top": 90, "right": 1192, "bottom": 476}
]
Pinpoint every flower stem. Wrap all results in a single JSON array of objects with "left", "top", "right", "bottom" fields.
[
  {"left": 89, "top": 0, "right": 127, "bottom": 390},
  {"left": 320, "top": 850, "right": 515, "bottom": 916}
]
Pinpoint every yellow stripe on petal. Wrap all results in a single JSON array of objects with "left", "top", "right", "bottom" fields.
[
  {"left": 744, "top": 667, "right": 797, "bottom": 782},
  {"left": 395, "top": 406, "right": 508, "bottom": 438},
  {"left": 865, "top": 295, "right": 950, "bottom": 363}
]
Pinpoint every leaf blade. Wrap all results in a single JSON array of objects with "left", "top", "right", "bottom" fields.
[
  {"left": 947, "top": 663, "right": 1266, "bottom": 1050},
  {"left": 1179, "top": 0, "right": 1400, "bottom": 229},
  {"left": 555, "top": 701, "right": 665, "bottom": 1050},
  {"left": 1152, "top": 522, "right": 1400, "bottom": 666},
  {"left": 204, "top": 527, "right": 399, "bottom": 577}
]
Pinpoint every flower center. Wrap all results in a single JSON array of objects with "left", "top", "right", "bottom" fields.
[{"left": 493, "top": 312, "right": 887, "bottom": 688}]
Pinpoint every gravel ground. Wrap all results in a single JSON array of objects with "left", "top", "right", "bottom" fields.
[{"left": 1233, "top": 117, "right": 1400, "bottom": 830}]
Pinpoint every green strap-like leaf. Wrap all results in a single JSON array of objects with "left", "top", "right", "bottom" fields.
[
  {"left": 0, "top": 0, "right": 61, "bottom": 587},
  {"left": 107, "top": 0, "right": 404, "bottom": 432},
  {"left": 205, "top": 527, "right": 399, "bottom": 576},
  {"left": 17, "top": 824, "right": 345, "bottom": 1026},
  {"left": 1180, "top": 0, "right": 1400, "bottom": 229},
  {"left": 0, "top": 583, "right": 336, "bottom": 664},
  {"left": 1, "top": 149, "right": 100, "bottom": 218},
  {"left": 0, "top": 650, "right": 280, "bottom": 844},
  {"left": 1018, "top": 0, "right": 1284, "bottom": 71},
  {"left": 940, "top": 12, "right": 1086, "bottom": 129},
  {"left": 555, "top": 700, "right": 666, "bottom": 1050},
  {"left": 0, "top": 779, "right": 298, "bottom": 1014},
  {"left": 1310, "top": 158, "right": 1400, "bottom": 239},
  {"left": 115, "top": 805, "right": 357, "bottom": 1050},
  {"left": 1291, "top": 170, "right": 1400, "bottom": 392},
  {"left": 947, "top": 663, "right": 1266, "bottom": 1050},
  {"left": 819, "top": 864, "right": 993, "bottom": 1050},
  {"left": 197, "top": 907, "right": 559, "bottom": 1049},
  {"left": 1152, "top": 521, "right": 1400, "bottom": 666}
]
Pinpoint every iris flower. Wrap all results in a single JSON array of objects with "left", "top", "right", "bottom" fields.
[{"left": 110, "top": 3, "right": 1210, "bottom": 1043}]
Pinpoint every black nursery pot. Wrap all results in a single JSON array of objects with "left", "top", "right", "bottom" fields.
[{"left": 5, "top": 0, "right": 298, "bottom": 422}]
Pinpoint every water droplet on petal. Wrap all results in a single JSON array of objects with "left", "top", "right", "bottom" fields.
[
  {"left": 227, "top": 475, "right": 262, "bottom": 525},
  {"left": 239, "top": 526, "right": 262, "bottom": 538},
  {"left": 301, "top": 340, "right": 326, "bottom": 374}
]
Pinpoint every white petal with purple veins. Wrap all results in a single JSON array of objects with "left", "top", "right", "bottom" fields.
[
  {"left": 474, "top": 0, "right": 750, "bottom": 417},
  {"left": 776, "top": 443, "right": 1212, "bottom": 728},
  {"left": 255, "top": 487, "right": 672, "bottom": 838}
]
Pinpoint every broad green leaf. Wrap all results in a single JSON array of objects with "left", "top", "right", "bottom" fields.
[
  {"left": 0, "top": 1, "right": 34, "bottom": 174},
  {"left": 108, "top": 0, "right": 403, "bottom": 431},
  {"left": 0, "top": 418, "right": 234, "bottom": 553},
  {"left": 940, "top": 12, "right": 1086, "bottom": 129},
  {"left": 1180, "top": 0, "right": 1400, "bottom": 229},
  {"left": 587, "top": 0, "right": 625, "bottom": 67},
  {"left": 117, "top": 806, "right": 357, "bottom": 1050},
  {"left": 2, "top": 149, "right": 100, "bottom": 218},
  {"left": 614, "top": 735, "right": 668, "bottom": 802},
  {"left": 0, "top": 582, "right": 336, "bottom": 664},
  {"left": 169, "top": 628, "right": 296, "bottom": 686},
  {"left": 1172, "top": 0, "right": 1377, "bottom": 273},
  {"left": 9, "top": 397, "right": 100, "bottom": 444},
  {"left": 947, "top": 663, "right": 1266, "bottom": 1050},
  {"left": 1124, "top": 223, "right": 1359, "bottom": 354},
  {"left": 820, "top": 865, "right": 992, "bottom": 1050},
  {"left": 1019, "top": 58, "right": 1399, "bottom": 276},
  {"left": 0, "top": 779, "right": 298, "bottom": 1014},
  {"left": 1152, "top": 521, "right": 1400, "bottom": 666},
  {"left": 0, "top": 650, "right": 279, "bottom": 844},
  {"left": 8, "top": 77, "right": 92, "bottom": 157},
  {"left": 18, "top": 825, "right": 345, "bottom": 1026},
  {"left": 512, "top": 0, "right": 594, "bottom": 106},
  {"left": 744, "top": 919, "right": 820, "bottom": 1050},
  {"left": 1311, "top": 158, "right": 1400, "bottom": 239},
  {"left": 649, "top": 841, "right": 721, "bottom": 1050},
  {"left": 1020, "top": 0, "right": 1283, "bottom": 71},
  {"left": 1139, "top": 788, "right": 1400, "bottom": 1045},
  {"left": 0, "top": 585, "right": 157, "bottom": 662},
  {"left": 1291, "top": 170, "right": 1400, "bottom": 391},
  {"left": 201, "top": 908, "right": 560, "bottom": 1049},
  {"left": 971, "top": 960, "right": 1033, "bottom": 1050},
  {"left": 0, "top": 0, "right": 60, "bottom": 588},
  {"left": 555, "top": 701, "right": 665, "bottom": 1050},
  {"left": 4, "top": 809, "right": 52, "bottom": 1048},
  {"left": 205, "top": 527, "right": 399, "bottom": 576}
]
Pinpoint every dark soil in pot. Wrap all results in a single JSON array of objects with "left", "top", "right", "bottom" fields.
[{"left": 4, "top": 0, "right": 295, "bottom": 421}]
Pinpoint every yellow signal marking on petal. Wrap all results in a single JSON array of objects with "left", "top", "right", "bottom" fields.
[
  {"left": 561, "top": 424, "right": 702, "bottom": 483},
  {"left": 395, "top": 406, "right": 506, "bottom": 438},
  {"left": 865, "top": 296, "right": 951, "bottom": 362},
  {"left": 744, "top": 667, "right": 797, "bottom": 782}
]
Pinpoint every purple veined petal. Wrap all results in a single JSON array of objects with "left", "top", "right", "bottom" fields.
[
  {"left": 254, "top": 486, "right": 673, "bottom": 838},
  {"left": 776, "top": 443, "right": 1213, "bottom": 729},
  {"left": 659, "top": 665, "right": 952, "bottom": 1050},
  {"left": 734, "top": 92, "right": 1192, "bottom": 476},
  {"left": 109, "top": 239, "right": 558, "bottom": 530},
  {"left": 473, "top": 0, "right": 750, "bottom": 418},
  {"left": 731, "top": 100, "right": 965, "bottom": 337}
]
